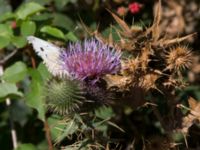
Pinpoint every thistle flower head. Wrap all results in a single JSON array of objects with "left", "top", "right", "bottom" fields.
[{"left": 60, "top": 38, "right": 121, "bottom": 81}]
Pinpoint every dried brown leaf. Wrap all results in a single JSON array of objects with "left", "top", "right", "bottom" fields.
[
  {"left": 104, "top": 75, "right": 132, "bottom": 90},
  {"left": 152, "top": 0, "right": 162, "bottom": 41},
  {"left": 160, "top": 33, "right": 197, "bottom": 46},
  {"left": 179, "top": 97, "right": 200, "bottom": 134},
  {"left": 107, "top": 9, "right": 132, "bottom": 37}
]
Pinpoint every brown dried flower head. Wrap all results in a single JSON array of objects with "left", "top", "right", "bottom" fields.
[
  {"left": 121, "top": 57, "right": 140, "bottom": 75},
  {"left": 165, "top": 46, "right": 193, "bottom": 71}
]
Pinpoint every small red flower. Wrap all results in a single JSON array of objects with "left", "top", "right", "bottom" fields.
[
  {"left": 128, "top": 2, "right": 142, "bottom": 14},
  {"left": 11, "top": 21, "right": 17, "bottom": 29}
]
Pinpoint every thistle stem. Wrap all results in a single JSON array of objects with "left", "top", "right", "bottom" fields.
[
  {"left": 44, "top": 118, "right": 53, "bottom": 150},
  {"left": 29, "top": 52, "right": 53, "bottom": 150}
]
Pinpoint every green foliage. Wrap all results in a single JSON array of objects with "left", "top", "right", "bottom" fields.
[
  {"left": 0, "top": 82, "right": 23, "bottom": 101},
  {"left": 16, "top": 2, "right": 45, "bottom": 20},
  {"left": 2, "top": 61, "right": 27, "bottom": 83},
  {"left": 48, "top": 115, "right": 78, "bottom": 143},
  {"left": 40, "top": 25, "right": 65, "bottom": 40},
  {"left": 25, "top": 63, "right": 51, "bottom": 121},
  {"left": 16, "top": 143, "right": 38, "bottom": 150},
  {"left": 0, "top": 24, "right": 13, "bottom": 48},
  {"left": 21, "top": 21, "right": 36, "bottom": 36}
]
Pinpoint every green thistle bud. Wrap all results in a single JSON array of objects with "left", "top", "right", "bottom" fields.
[{"left": 43, "top": 78, "right": 85, "bottom": 115}]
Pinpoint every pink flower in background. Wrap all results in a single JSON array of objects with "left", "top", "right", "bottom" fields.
[
  {"left": 128, "top": 2, "right": 142, "bottom": 14},
  {"left": 117, "top": 6, "right": 128, "bottom": 16}
]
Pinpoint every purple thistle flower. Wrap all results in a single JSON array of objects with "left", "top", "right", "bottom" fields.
[{"left": 60, "top": 38, "right": 121, "bottom": 81}]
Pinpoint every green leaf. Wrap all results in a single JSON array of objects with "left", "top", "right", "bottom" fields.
[
  {"left": 0, "top": 35, "right": 10, "bottom": 48},
  {"left": 37, "top": 63, "right": 52, "bottom": 81},
  {"left": 95, "top": 106, "right": 115, "bottom": 120},
  {"left": 21, "top": 21, "right": 36, "bottom": 36},
  {"left": 16, "top": 2, "right": 45, "bottom": 20},
  {"left": 11, "top": 36, "right": 27, "bottom": 48},
  {"left": 0, "top": 24, "right": 13, "bottom": 48},
  {"left": 25, "top": 0, "right": 51, "bottom": 6},
  {"left": 2, "top": 61, "right": 27, "bottom": 83},
  {"left": 0, "top": 12, "right": 15, "bottom": 22},
  {"left": 25, "top": 78, "right": 45, "bottom": 121},
  {"left": 16, "top": 143, "right": 38, "bottom": 150},
  {"left": 48, "top": 117, "right": 78, "bottom": 143},
  {"left": 0, "top": 24, "right": 13, "bottom": 37},
  {"left": 52, "top": 13, "right": 74, "bottom": 30},
  {"left": 25, "top": 64, "right": 48, "bottom": 121},
  {"left": 54, "top": 0, "right": 70, "bottom": 10},
  {"left": 65, "top": 32, "right": 78, "bottom": 42},
  {"left": 40, "top": 26, "right": 65, "bottom": 40},
  {"left": 31, "top": 12, "right": 52, "bottom": 21},
  {"left": 0, "top": 82, "right": 23, "bottom": 101}
]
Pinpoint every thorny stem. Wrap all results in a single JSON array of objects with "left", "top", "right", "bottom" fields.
[{"left": 44, "top": 118, "right": 53, "bottom": 150}]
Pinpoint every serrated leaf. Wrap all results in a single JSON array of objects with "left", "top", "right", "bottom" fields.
[
  {"left": 16, "top": 2, "right": 45, "bottom": 20},
  {"left": 21, "top": 20, "right": 36, "bottom": 36},
  {"left": 40, "top": 26, "right": 65, "bottom": 40},
  {"left": 0, "top": 82, "right": 23, "bottom": 101},
  {"left": 2, "top": 61, "right": 27, "bottom": 83}
]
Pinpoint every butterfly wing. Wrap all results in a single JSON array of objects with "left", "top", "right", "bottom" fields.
[{"left": 27, "top": 36, "right": 67, "bottom": 77}]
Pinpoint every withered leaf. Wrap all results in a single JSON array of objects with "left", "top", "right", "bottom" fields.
[
  {"left": 180, "top": 97, "right": 200, "bottom": 134},
  {"left": 104, "top": 75, "right": 132, "bottom": 90},
  {"left": 107, "top": 9, "right": 132, "bottom": 38}
]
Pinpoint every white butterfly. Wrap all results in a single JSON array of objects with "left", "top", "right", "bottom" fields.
[{"left": 27, "top": 36, "right": 68, "bottom": 77}]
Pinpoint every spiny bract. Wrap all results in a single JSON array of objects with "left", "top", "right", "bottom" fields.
[{"left": 43, "top": 78, "right": 85, "bottom": 115}]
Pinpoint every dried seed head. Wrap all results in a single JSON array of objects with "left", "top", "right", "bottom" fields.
[
  {"left": 165, "top": 46, "right": 193, "bottom": 71},
  {"left": 138, "top": 73, "right": 160, "bottom": 91},
  {"left": 140, "top": 47, "right": 152, "bottom": 72},
  {"left": 121, "top": 57, "right": 140, "bottom": 75}
]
